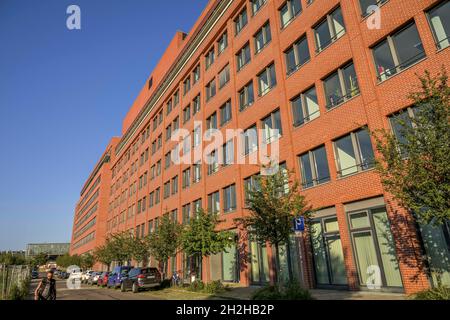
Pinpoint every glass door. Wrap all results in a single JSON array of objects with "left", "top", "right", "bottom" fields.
[
  {"left": 249, "top": 239, "right": 270, "bottom": 284},
  {"left": 311, "top": 216, "right": 347, "bottom": 286},
  {"left": 348, "top": 208, "right": 403, "bottom": 289}
]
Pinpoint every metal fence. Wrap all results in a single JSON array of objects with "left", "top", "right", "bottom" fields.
[{"left": 0, "top": 265, "right": 30, "bottom": 300}]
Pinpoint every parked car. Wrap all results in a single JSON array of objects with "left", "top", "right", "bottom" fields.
[
  {"left": 107, "top": 266, "right": 132, "bottom": 289},
  {"left": 88, "top": 272, "right": 101, "bottom": 285},
  {"left": 120, "top": 267, "right": 161, "bottom": 293},
  {"left": 82, "top": 270, "right": 93, "bottom": 284},
  {"left": 31, "top": 270, "right": 39, "bottom": 279},
  {"left": 97, "top": 272, "right": 110, "bottom": 287}
]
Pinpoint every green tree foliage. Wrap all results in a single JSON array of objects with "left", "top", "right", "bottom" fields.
[
  {"left": 372, "top": 68, "right": 450, "bottom": 226},
  {"left": 147, "top": 214, "right": 183, "bottom": 276},
  {"left": 108, "top": 231, "right": 135, "bottom": 265},
  {"left": 235, "top": 166, "right": 310, "bottom": 282},
  {"left": 93, "top": 243, "right": 114, "bottom": 271},
  {"left": 56, "top": 253, "right": 82, "bottom": 268},
  {"left": 0, "top": 252, "right": 26, "bottom": 266},
  {"left": 80, "top": 253, "right": 95, "bottom": 270},
  {"left": 30, "top": 253, "right": 48, "bottom": 268},
  {"left": 181, "top": 208, "right": 235, "bottom": 259}
]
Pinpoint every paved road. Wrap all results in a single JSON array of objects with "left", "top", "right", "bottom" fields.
[{"left": 28, "top": 278, "right": 162, "bottom": 300}]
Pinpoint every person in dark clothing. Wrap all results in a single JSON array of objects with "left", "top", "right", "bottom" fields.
[{"left": 34, "top": 271, "right": 57, "bottom": 300}]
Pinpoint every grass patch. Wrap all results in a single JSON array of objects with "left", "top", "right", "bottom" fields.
[
  {"left": 411, "top": 286, "right": 450, "bottom": 300},
  {"left": 252, "top": 282, "right": 314, "bottom": 300}
]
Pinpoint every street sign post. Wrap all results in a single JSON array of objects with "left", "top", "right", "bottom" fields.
[
  {"left": 293, "top": 216, "right": 306, "bottom": 286},
  {"left": 293, "top": 216, "right": 305, "bottom": 233}
]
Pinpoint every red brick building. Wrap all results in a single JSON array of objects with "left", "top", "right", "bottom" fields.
[
  {"left": 71, "top": 0, "right": 450, "bottom": 294},
  {"left": 70, "top": 138, "right": 120, "bottom": 270}
]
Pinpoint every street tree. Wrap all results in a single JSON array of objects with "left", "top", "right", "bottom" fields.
[
  {"left": 93, "top": 243, "right": 114, "bottom": 271},
  {"left": 181, "top": 208, "right": 235, "bottom": 278},
  {"left": 372, "top": 68, "right": 450, "bottom": 226},
  {"left": 147, "top": 214, "right": 183, "bottom": 278},
  {"left": 235, "top": 165, "right": 310, "bottom": 283}
]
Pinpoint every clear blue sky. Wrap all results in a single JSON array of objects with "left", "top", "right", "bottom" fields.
[{"left": 0, "top": 0, "right": 208, "bottom": 251}]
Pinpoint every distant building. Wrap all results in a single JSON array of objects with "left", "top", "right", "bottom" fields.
[{"left": 26, "top": 243, "right": 70, "bottom": 260}]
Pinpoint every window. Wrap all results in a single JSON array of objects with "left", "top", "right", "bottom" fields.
[
  {"left": 235, "top": 8, "right": 248, "bottom": 35},
  {"left": 165, "top": 124, "right": 172, "bottom": 141},
  {"left": 239, "top": 82, "right": 255, "bottom": 111},
  {"left": 156, "top": 160, "right": 161, "bottom": 176},
  {"left": 244, "top": 175, "right": 260, "bottom": 204},
  {"left": 218, "top": 64, "right": 230, "bottom": 89},
  {"left": 218, "top": 32, "right": 228, "bottom": 54},
  {"left": 285, "top": 35, "right": 310, "bottom": 75},
  {"left": 173, "top": 117, "right": 179, "bottom": 132},
  {"left": 280, "top": 0, "right": 302, "bottom": 28},
  {"left": 323, "top": 62, "right": 359, "bottom": 109},
  {"left": 258, "top": 63, "right": 277, "bottom": 96},
  {"left": 206, "top": 112, "right": 218, "bottom": 130},
  {"left": 182, "top": 168, "right": 191, "bottom": 189},
  {"left": 142, "top": 196, "right": 146, "bottom": 212},
  {"left": 166, "top": 99, "right": 173, "bottom": 115},
  {"left": 333, "top": 128, "right": 375, "bottom": 177},
  {"left": 251, "top": 0, "right": 266, "bottom": 15},
  {"left": 207, "top": 150, "right": 219, "bottom": 175},
  {"left": 192, "top": 162, "right": 202, "bottom": 183},
  {"left": 242, "top": 125, "right": 258, "bottom": 155},
  {"left": 427, "top": 1, "right": 450, "bottom": 50},
  {"left": 193, "top": 64, "right": 201, "bottom": 84},
  {"left": 389, "top": 107, "right": 415, "bottom": 156},
  {"left": 359, "top": 0, "right": 388, "bottom": 17},
  {"left": 299, "top": 145, "right": 330, "bottom": 188},
  {"left": 205, "top": 48, "right": 215, "bottom": 69},
  {"left": 208, "top": 191, "right": 220, "bottom": 214},
  {"left": 220, "top": 100, "right": 232, "bottom": 126},
  {"left": 157, "top": 135, "right": 162, "bottom": 149},
  {"left": 255, "top": 22, "right": 271, "bottom": 53},
  {"left": 193, "top": 126, "right": 202, "bottom": 148},
  {"left": 314, "top": 7, "right": 345, "bottom": 52},
  {"left": 291, "top": 86, "right": 320, "bottom": 126},
  {"left": 174, "top": 90, "right": 180, "bottom": 106},
  {"left": 236, "top": 43, "right": 251, "bottom": 71},
  {"left": 183, "top": 77, "right": 191, "bottom": 95},
  {"left": 222, "top": 139, "right": 234, "bottom": 166},
  {"left": 206, "top": 79, "right": 216, "bottom": 101},
  {"left": 155, "top": 188, "right": 160, "bottom": 204},
  {"left": 165, "top": 152, "right": 171, "bottom": 169},
  {"left": 182, "top": 204, "right": 191, "bottom": 224},
  {"left": 149, "top": 192, "right": 154, "bottom": 208},
  {"left": 193, "top": 198, "right": 202, "bottom": 214},
  {"left": 164, "top": 181, "right": 171, "bottom": 199},
  {"left": 192, "top": 95, "right": 201, "bottom": 115},
  {"left": 262, "top": 109, "right": 282, "bottom": 143},
  {"left": 373, "top": 22, "right": 426, "bottom": 82},
  {"left": 223, "top": 184, "right": 237, "bottom": 213},
  {"left": 183, "top": 105, "right": 191, "bottom": 123},
  {"left": 171, "top": 176, "right": 178, "bottom": 195}
]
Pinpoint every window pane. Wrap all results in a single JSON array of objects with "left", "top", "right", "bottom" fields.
[
  {"left": 356, "top": 129, "right": 374, "bottom": 169},
  {"left": 292, "top": 95, "right": 305, "bottom": 126},
  {"left": 331, "top": 7, "right": 345, "bottom": 38},
  {"left": 324, "top": 72, "right": 343, "bottom": 108},
  {"left": 286, "top": 47, "right": 297, "bottom": 74},
  {"left": 392, "top": 24, "right": 425, "bottom": 69},
  {"left": 313, "top": 146, "right": 330, "bottom": 184},
  {"left": 315, "top": 20, "right": 331, "bottom": 51},
  {"left": 300, "top": 153, "right": 313, "bottom": 188},
  {"left": 304, "top": 87, "right": 320, "bottom": 120},
  {"left": 428, "top": 1, "right": 450, "bottom": 49},
  {"left": 296, "top": 37, "right": 310, "bottom": 66},
  {"left": 373, "top": 41, "right": 396, "bottom": 80},
  {"left": 342, "top": 63, "right": 359, "bottom": 97},
  {"left": 335, "top": 134, "right": 357, "bottom": 176}
]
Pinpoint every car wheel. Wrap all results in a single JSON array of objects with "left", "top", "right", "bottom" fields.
[
  {"left": 120, "top": 283, "right": 126, "bottom": 292},
  {"left": 132, "top": 283, "right": 138, "bottom": 293}
]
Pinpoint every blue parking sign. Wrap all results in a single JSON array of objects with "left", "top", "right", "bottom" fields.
[{"left": 293, "top": 216, "right": 305, "bottom": 232}]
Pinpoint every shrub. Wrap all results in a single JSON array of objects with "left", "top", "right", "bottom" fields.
[
  {"left": 8, "top": 277, "right": 30, "bottom": 300},
  {"left": 188, "top": 280, "right": 205, "bottom": 292},
  {"left": 252, "top": 282, "right": 313, "bottom": 300},
  {"left": 204, "top": 280, "right": 225, "bottom": 294},
  {"left": 412, "top": 286, "right": 450, "bottom": 300}
]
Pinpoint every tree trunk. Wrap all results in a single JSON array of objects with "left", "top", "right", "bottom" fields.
[{"left": 274, "top": 243, "right": 281, "bottom": 285}]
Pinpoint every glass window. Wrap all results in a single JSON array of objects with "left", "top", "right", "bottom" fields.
[
  {"left": 258, "top": 63, "right": 277, "bottom": 96},
  {"left": 218, "top": 32, "right": 228, "bottom": 54},
  {"left": 314, "top": 7, "right": 345, "bottom": 52},
  {"left": 251, "top": 0, "right": 266, "bottom": 15},
  {"left": 242, "top": 125, "right": 258, "bottom": 155},
  {"left": 192, "top": 95, "right": 201, "bottom": 114},
  {"left": 427, "top": 1, "right": 450, "bottom": 50},
  {"left": 334, "top": 128, "right": 374, "bottom": 177},
  {"left": 291, "top": 86, "right": 320, "bottom": 126},
  {"left": 193, "top": 64, "right": 201, "bottom": 84},
  {"left": 223, "top": 184, "right": 237, "bottom": 213},
  {"left": 237, "top": 43, "right": 251, "bottom": 71},
  {"left": 193, "top": 161, "right": 202, "bottom": 183},
  {"left": 299, "top": 145, "right": 330, "bottom": 188},
  {"left": 373, "top": 23, "right": 425, "bottom": 81},
  {"left": 219, "top": 64, "right": 230, "bottom": 89},
  {"left": 206, "top": 79, "right": 216, "bottom": 101},
  {"left": 359, "top": 0, "right": 388, "bottom": 17},
  {"left": 222, "top": 139, "right": 234, "bottom": 166},
  {"left": 279, "top": 0, "right": 302, "bottom": 28},
  {"left": 285, "top": 35, "right": 310, "bottom": 74},
  {"left": 323, "top": 62, "right": 359, "bottom": 109},
  {"left": 255, "top": 22, "right": 271, "bottom": 53},
  {"left": 235, "top": 8, "right": 248, "bottom": 35},
  {"left": 239, "top": 81, "right": 255, "bottom": 111},
  {"left": 208, "top": 191, "right": 220, "bottom": 214},
  {"left": 220, "top": 100, "right": 232, "bottom": 126},
  {"left": 262, "top": 109, "right": 282, "bottom": 143},
  {"left": 205, "top": 48, "right": 215, "bottom": 69}
]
